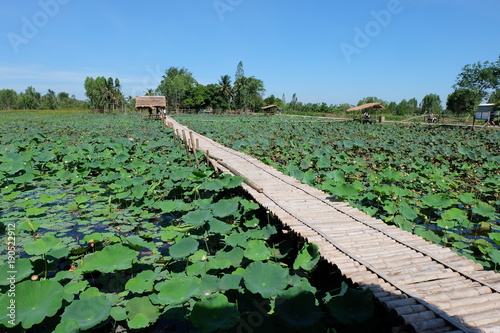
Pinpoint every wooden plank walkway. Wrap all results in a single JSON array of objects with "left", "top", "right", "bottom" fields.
[{"left": 164, "top": 117, "right": 500, "bottom": 333}]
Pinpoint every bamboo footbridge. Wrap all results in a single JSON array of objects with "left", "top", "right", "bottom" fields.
[{"left": 163, "top": 116, "right": 500, "bottom": 333}]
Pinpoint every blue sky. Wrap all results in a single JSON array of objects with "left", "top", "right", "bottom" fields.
[{"left": 0, "top": 0, "right": 498, "bottom": 106}]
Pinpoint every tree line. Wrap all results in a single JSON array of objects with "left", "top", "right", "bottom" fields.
[
  {"left": 0, "top": 87, "right": 84, "bottom": 110},
  {"left": 1, "top": 56, "right": 498, "bottom": 115}
]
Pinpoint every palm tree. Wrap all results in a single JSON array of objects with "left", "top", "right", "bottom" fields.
[
  {"left": 145, "top": 89, "right": 156, "bottom": 96},
  {"left": 219, "top": 75, "right": 233, "bottom": 112}
]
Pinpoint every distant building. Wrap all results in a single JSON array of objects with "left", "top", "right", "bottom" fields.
[
  {"left": 477, "top": 103, "right": 495, "bottom": 113},
  {"left": 135, "top": 96, "right": 167, "bottom": 113},
  {"left": 261, "top": 105, "right": 281, "bottom": 113}
]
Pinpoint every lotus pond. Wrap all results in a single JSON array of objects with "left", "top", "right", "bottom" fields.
[
  {"left": 175, "top": 115, "right": 500, "bottom": 270},
  {"left": 0, "top": 113, "right": 390, "bottom": 332}
]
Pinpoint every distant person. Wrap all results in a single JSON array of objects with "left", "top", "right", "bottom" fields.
[
  {"left": 363, "top": 111, "right": 370, "bottom": 119},
  {"left": 428, "top": 113, "right": 437, "bottom": 123},
  {"left": 486, "top": 112, "right": 496, "bottom": 126}
]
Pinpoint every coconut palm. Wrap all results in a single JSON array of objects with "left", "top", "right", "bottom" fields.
[{"left": 219, "top": 75, "right": 233, "bottom": 112}]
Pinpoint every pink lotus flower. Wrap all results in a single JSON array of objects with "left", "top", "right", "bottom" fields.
[{"left": 128, "top": 137, "right": 134, "bottom": 141}]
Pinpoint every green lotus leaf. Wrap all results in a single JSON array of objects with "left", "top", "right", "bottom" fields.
[
  {"left": 276, "top": 286, "right": 322, "bottom": 328},
  {"left": 190, "top": 294, "right": 240, "bottom": 332},
  {"left": 183, "top": 209, "right": 211, "bottom": 227},
  {"left": 20, "top": 219, "right": 40, "bottom": 232},
  {"left": 199, "top": 275, "right": 220, "bottom": 297},
  {"left": 219, "top": 274, "right": 243, "bottom": 291},
  {"left": 316, "top": 155, "right": 331, "bottom": 169},
  {"left": 131, "top": 184, "right": 147, "bottom": 199},
  {"left": 208, "top": 218, "right": 233, "bottom": 234},
  {"left": 215, "top": 247, "right": 244, "bottom": 268},
  {"left": 156, "top": 276, "right": 201, "bottom": 305},
  {"left": 124, "top": 235, "right": 156, "bottom": 251},
  {"left": 80, "top": 287, "right": 102, "bottom": 299},
  {"left": 61, "top": 295, "right": 111, "bottom": 330},
  {"left": 189, "top": 249, "right": 208, "bottom": 262},
  {"left": 212, "top": 198, "right": 240, "bottom": 218},
  {"left": 64, "top": 280, "right": 89, "bottom": 295},
  {"left": 0, "top": 258, "right": 33, "bottom": 285},
  {"left": 472, "top": 202, "right": 496, "bottom": 219},
  {"left": 225, "top": 232, "right": 249, "bottom": 247},
  {"left": 75, "top": 194, "right": 91, "bottom": 204},
  {"left": 457, "top": 192, "right": 476, "bottom": 205},
  {"left": 25, "top": 206, "right": 48, "bottom": 217},
  {"left": 398, "top": 202, "right": 418, "bottom": 221},
  {"left": 441, "top": 208, "right": 468, "bottom": 221},
  {"left": 326, "top": 169, "right": 346, "bottom": 183},
  {"left": 110, "top": 306, "right": 127, "bottom": 321},
  {"left": 293, "top": 243, "right": 320, "bottom": 271},
  {"left": 239, "top": 198, "right": 260, "bottom": 212},
  {"left": 200, "top": 174, "right": 242, "bottom": 191},
  {"left": 473, "top": 239, "right": 493, "bottom": 255},
  {"left": 325, "top": 282, "right": 374, "bottom": 325},
  {"left": 247, "top": 225, "right": 277, "bottom": 240},
  {"left": 244, "top": 239, "right": 272, "bottom": 261},
  {"left": 14, "top": 172, "right": 35, "bottom": 184},
  {"left": 54, "top": 318, "right": 80, "bottom": 333},
  {"left": 0, "top": 279, "right": 64, "bottom": 329},
  {"left": 302, "top": 170, "right": 317, "bottom": 185},
  {"left": 436, "top": 219, "right": 456, "bottom": 229},
  {"left": 414, "top": 227, "right": 441, "bottom": 244},
  {"left": 382, "top": 202, "right": 398, "bottom": 216},
  {"left": 169, "top": 237, "right": 199, "bottom": 259},
  {"left": 155, "top": 199, "right": 188, "bottom": 213},
  {"left": 0, "top": 157, "right": 24, "bottom": 174},
  {"left": 115, "top": 190, "right": 130, "bottom": 199},
  {"left": 128, "top": 313, "right": 149, "bottom": 329},
  {"left": 187, "top": 262, "right": 208, "bottom": 276},
  {"left": 489, "top": 233, "right": 500, "bottom": 246},
  {"left": 421, "top": 193, "right": 455, "bottom": 209},
  {"left": 200, "top": 179, "right": 225, "bottom": 192},
  {"left": 81, "top": 243, "right": 137, "bottom": 273},
  {"left": 82, "top": 232, "right": 105, "bottom": 243},
  {"left": 299, "top": 158, "right": 312, "bottom": 170},
  {"left": 126, "top": 297, "right": 160, "bottom": 328},
  {"left": 243, "top": 261, "right": 289, "bottom": 298},
  {"left": 330, "top": 183, "right": 359, "bottom": 198},
  {"left": 208, "top": 257, "right": 232, "bottom": 270},
  {"left": 161, "top": 227, "right": 181, "bottom": 241},
  {"left": 393, "top": 215, "right": 414, "bottom": 232},
  {"left": 24, "top": 234, "right": 69, "bottom": 258},
  {"left": 125, "top": 270, "right": 157, "bottom": 293},
  {"left": 489, "top": 249, "right": 500, "bottom": 265}
]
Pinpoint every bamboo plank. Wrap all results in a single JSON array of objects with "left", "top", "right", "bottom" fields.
[
  {"left": 458, "top": 309, "right": 500, "bottom": 327},
  {"left": 423, "top": 286, "right": 491, "bottom": 302},
  {"left": 434, "top": 293, "right": 500, "bottom": 310}
]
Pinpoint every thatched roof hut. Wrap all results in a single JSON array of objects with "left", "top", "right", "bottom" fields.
[
  {"left": 261, "top": 105, "right": 280, "bottom": 113},
  {"left": 135, "top": 96, "right": 167, "bottom": 111},
  {"left": 346, "top": 102, "right": 385, "bottom": 112},
  {"left": 346, "top": 103, "right": 385, "bottom": 112}
]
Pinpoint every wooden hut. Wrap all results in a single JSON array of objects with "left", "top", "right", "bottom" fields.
[
  {"left": 135, "top": 96, "right": 167, "bottom": 120},
  {"left": 261, "top": 105, "right": 281, "bottom": 114},
  {"left": 347, "top": 102, "right": 385, "bottom": 123}
]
